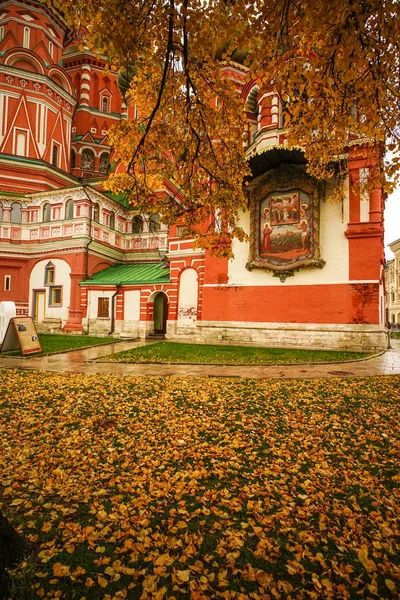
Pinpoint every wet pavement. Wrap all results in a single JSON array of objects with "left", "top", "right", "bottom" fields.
[{"left": 1, "top": 338, "right": 400, "bottom": 379}]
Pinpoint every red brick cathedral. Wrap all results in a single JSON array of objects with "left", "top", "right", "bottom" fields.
[{"left": 0, "top": 0, "right": 387, "bottom": 351}]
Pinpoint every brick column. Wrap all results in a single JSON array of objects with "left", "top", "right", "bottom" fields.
[{"left": 63, "top": 272, "right": 85, "bottom": 331}]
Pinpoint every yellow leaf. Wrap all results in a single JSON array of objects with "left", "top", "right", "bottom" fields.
[
  {"left": 357, "top": 548, "right": 376, "bottom": 573},
  {"left": 176, "top": 520, "right": 187, "bottom": 529},
  {"left": 98, "top": 575, "right": 108, "bottom": 588},
  {"left": 385, "top": 579, "right": 396, "bottom": 591},
  {"left": 52, "top": 563, "right": 70, "bottom": 577},
  {"left": 176, "top": 569, "right": 190, "bottom": 582},
  {"left": 11, "top": 499, "right": 24, "bottom": 506}
]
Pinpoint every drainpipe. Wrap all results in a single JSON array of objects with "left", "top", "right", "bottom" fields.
[
  {"left": 109, "top": 283, "right": 121, "bottom": 335},
  {"left": 81, "top": 183, "right": 93, "bottom": 280}
]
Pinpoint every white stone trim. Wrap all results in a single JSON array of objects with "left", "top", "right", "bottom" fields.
[{"left": 193, "top": 320, "right": 388, "bottom": 352}]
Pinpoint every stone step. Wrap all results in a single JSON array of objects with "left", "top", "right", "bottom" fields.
[{"left": 146, "top": 333, "right": 166, "bottom": 340}]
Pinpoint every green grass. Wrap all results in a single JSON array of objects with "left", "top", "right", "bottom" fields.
[
  {"left": 0, "top": 371, "right": 399, "bottom": 599},
  {"left": 102, "top": 341, "right": 369, "bottom": 365},
  {"left": 1, "top": 333, "right": 117, "bottom": 357},
  {"left": 390, "top": 331, "right": 400, "bottom": 339}
]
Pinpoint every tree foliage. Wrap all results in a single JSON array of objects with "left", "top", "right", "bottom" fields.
[{"left": 52, "top": 0, "right": 400, "bottom": 252}]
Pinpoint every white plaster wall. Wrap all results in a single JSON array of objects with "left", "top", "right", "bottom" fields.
[
  {"left": 228, "top": 180, "right": 351, "bottom": 286},
  {"left": 87, "top": 290, "right": 114, "bottom": 319},
  {"left": 119, "top": 290, "right": 141, "bottom": 336},
  {"left": 124, "top": 290, "right": 140, "bottom": 321},
  {"left": 29, "top": 259, "right": 71, "bottom": 322},
  {"left": 178, "top": 268, "right": 198, "bottom": 328}
]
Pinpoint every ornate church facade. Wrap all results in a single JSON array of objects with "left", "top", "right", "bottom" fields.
[{"left": 0, "top": 0, "right": 388, "bottom": 351}]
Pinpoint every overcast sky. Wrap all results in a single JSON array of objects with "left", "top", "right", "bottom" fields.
[{"left": 385, "top": 187, "right": 400, "bottom": 260}]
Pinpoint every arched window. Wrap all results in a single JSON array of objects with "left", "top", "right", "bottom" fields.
[
  {"left": 70, "top": 149, "right": 76, "bottom": 170},
  {"left": 101, "top": 96, "right": 109, "bottom": 113},
  {"left": 65, "top": 199, "right": 74, "bottom": 220},
  {"left": 11, "top": 202, "right": 22, "bottom": 223},
  {"left": 45, "top": 262, "right": 55, "bottom": 285},
  {"left": 93, "top": 203, "right": 100, "bottom": 223},
  {"left": 52, "top": 143, "right": 59, "bottom": 167},
  {"left": 132, "top": 215, "right": 143, "bottom": 234},
  {"left": 81, "top": 149, "right": 95, "bottom": 172},
  {"left": 0, "top": 203, "right": 2, "bottom": 221},
  {"left": 23, "top": 27, "right": 30, "bottom": 49},
  {"left": 246, "top": 86, "right": 260, "bottom": 144},
  {"left": 109, "top": 211, "right": 115, "bottom": 230},
  {"left": 99, "top": 152, "right": 109, "bottom": 175},
  {"left": 0, "top": 27, "right": 4, "bottom": 43},
  {"left": 43, "top": 203, "right": 51, "bottom": 223},
  {"left": 149, "top": 214, "right": 160, "bottom": 233},
  {"left": 48, "top": 41, "right": 53, "bottom": 59}
]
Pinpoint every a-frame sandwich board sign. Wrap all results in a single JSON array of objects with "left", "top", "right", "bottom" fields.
[{"left": 0, "top": 317, "right": 41, "bottom": 356}]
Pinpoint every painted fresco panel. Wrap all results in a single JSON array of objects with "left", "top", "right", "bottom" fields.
[
  {"left": 247, "top": 165, "right": 325, "bottom": 277},
  {"left": 259, "top": 190, "right": 313, "bottom": 265}
]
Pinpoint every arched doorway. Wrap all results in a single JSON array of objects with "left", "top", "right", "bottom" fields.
[{"left": 154, "top": 292, "right": 168, "bottom": 334}]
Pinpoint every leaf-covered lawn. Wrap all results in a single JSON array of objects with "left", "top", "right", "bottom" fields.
[
  {"left": 1, "top": 334, "right": 118, "bottom": 357},
  {"left": 0, "top": 371, "right": 399, "bottom": 599},
  {"left": 102, "top": 342, "right": 368, "bottom": 365}
]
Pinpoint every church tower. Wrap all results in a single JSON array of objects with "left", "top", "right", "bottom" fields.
[
  {"left": 0, "top": 0, "right": 77, "bottom": 193},
  {"left": 62, "top": 33, "right": 127, "bottom": 184}
]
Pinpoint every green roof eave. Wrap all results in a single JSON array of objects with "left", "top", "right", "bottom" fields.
[
  {"left": 80, "top": 262, "right": 170, "bottom": 286},
  {"left": 102, "top": 190, "right": 130, "bottom": 208}
]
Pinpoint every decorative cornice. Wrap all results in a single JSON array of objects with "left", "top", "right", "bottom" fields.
[{"left": 0, "top": 64, "right": 76, "bottom": 105}]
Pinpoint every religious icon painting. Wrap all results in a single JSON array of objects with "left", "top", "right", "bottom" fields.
[{"left": 247, "top": 165, "right": 325, "bottom": 276}]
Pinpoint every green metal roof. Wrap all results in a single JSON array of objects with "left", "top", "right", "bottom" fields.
[
  {"left": 80, "top": 262, "right": 170, "bottom": 285},
  {"left": 102, "top": 190, "right": 130, "bottom": 207}
]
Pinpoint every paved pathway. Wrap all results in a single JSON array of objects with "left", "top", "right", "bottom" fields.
[{"left": 1, "top": 338, "right": 400, "bottom": 379}]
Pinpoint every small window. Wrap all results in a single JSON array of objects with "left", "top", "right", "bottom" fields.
[
  {"left": 43, "top": 203, "right": 51, "bottom": 222},
  {"left": 49, "top": 286, "right": 62, "bottom": 306},
  {"left": 109, "top": 212, "right": 115, "bottom": 230},
  {"left": 49, "top": 41, "right": 53, "bottom": 59},
  {"left": 65, "top": 199, "right": 73, "bottom": 220},
  {"left": 52, "top": 143, "right": 59, "bottom": 167},
  {"left": 132, "top": 215, "right": 143, "bottom": 234},
  {"left": 4, "top": 276, "right": 11, "bottom": 292},
  {"left": 0, "top": 203, "right": 2, "bottom": 220},
  {"left": 0, "top": 27, "right": 4, "bottom": 43},
  {"left": 11, "top": 202, "right": 22, "bottom": 223},
  {"left": 149, "top": 214, "right": 160, "bottom": 233},
  {"left": 45, "top": 262, "right": 55, "bottom": 285},
  {"left": 70, "top": 149, "right": 76, "bottom": 170},
  {"left": 98, "top": 297, "right": 109, "bottom": 318},
  {"left": 93, "top": 203, "right": 100, "bottom": 223},
  {"left": 23, "top": 27, "right": 30, "bottom": 49},
  {"left": 101, "top": 96, "right": 109, "bottom": 113},
  {"left": 15, "top": 130, "right": 27, "bottom": 156},
  {"left": 175, "top": 225, "right": 185, "bottom": 237}
]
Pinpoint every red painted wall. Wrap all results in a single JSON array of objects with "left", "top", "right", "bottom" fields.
[{"left": 201, "top": 283, "right": 380, "bottom": 325}]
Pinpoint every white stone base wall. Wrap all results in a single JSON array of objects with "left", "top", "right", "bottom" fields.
[
  {"left": 191, "top": 321, "right": 389, "bottom": 352},
  {"left": 85, "top": 318, "right": 112, "bottom": 335},
  {"left": 36, "top": 318, "right": 62, "bottom": 333},
  {"left": 116, "top": 319, "right": 140, "bottom": 338}
]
